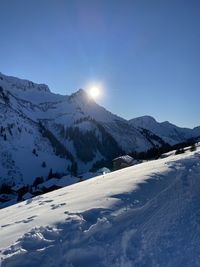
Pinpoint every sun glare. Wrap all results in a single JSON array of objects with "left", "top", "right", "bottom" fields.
[{"left": 89, "top": 86, "right": 100, "bottom": 99}]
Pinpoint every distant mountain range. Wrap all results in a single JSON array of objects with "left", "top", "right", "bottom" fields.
[
  {"left": 129, "top": 115, "right": 200, "bottom": 146},
  {"left": 0, "top": 72, "right": 199, "bottom": 186}
]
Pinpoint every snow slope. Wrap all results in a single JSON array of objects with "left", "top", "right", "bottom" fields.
[
  {"left": 0, "top": 72, "right": 156, "bottom": 185},
  {"left": 1, "top": 147, "right": 200, "bottom": 266}
]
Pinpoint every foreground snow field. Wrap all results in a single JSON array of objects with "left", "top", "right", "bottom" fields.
[{"left": 1, "top": 147, "right": 200, "bottom": 266}]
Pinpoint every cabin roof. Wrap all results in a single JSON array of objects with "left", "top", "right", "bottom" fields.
[{"left": 113, "top": 155, "right": 134, "bottom": 164}]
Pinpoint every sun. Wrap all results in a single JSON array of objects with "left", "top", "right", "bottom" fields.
[{"left": 89, "top": 86, "right": 100, "bottom": 99}]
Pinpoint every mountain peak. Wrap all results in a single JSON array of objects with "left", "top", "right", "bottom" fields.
[
  {"left": 130, "top": 115, "right": 157, "bottom": 125},
  {"left": 69, "top": 88, "right": 90, "bottom": 103},
  {"left": 138, "top": 115, "right": 157, "bottom": 122},
  {"left": 74, "top": 88, "right": 87, "bottom": 96}
]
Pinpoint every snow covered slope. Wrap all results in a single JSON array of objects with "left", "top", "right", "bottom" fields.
[
  {"left": 0, "top": 72, "right": 199, "bottom": 186},
  {"left": 1, "top": 147, "right": 200, "bottom": 266},
  {"left": 0, "top": 73, "right": 163, "bottom": 185},
  {"left": 0, "top": 73, "right": 136, "bottom": 184},
  {"left": 129, "top": 115, "right": 200, "bottom": 145}
]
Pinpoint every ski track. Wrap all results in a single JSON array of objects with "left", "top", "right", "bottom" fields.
[{"left": 1, "top": 151, "right": 200, "bottom": 266}]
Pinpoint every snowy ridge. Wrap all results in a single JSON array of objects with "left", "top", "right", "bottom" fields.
[
  {"left": 130, "top": 115, "right": 200, "bottom": 145},
  {"left": 0, "top": 148, "right": 200, "bottom": 266},
  {"left": 0, "top": 72, "right": 50, "bottom": 93}
]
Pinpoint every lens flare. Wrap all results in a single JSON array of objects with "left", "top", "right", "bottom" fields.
[{"left": 89, "top": 86, "right": 100, "bottom": 99}]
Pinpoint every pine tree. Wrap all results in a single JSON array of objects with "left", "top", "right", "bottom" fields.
[
  {"left": 48, "top": 168, "right": 53, "bottom": 179},
  {"left": 190, "top": 143, "right": 197, "bottom": 152},
  {"left": 42, "top": 161, "right": 46, "bottom": 168},
  {"left": 70, "top": 162, "right": 77, "bottom": 176}
]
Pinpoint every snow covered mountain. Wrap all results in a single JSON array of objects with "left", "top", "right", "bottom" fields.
[
  {"left": 0, "top": 72, "right": 199, "bottom": 187},
  {"left": 129, "top": 115, "right": 200, "bottom": 145},
  {"left": 1, "top": 146, "right": 200, "bottom": 266}
]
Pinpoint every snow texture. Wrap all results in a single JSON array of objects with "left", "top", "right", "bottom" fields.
[{"left": 1, "top": 147, "right": 200, "bottom": 266}]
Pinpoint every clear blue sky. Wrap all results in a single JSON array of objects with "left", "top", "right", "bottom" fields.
[{"left": 0, "top": 0, "right": 199, "bottom": 128}]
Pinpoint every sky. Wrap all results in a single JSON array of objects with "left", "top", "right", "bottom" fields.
[{"left": 0, "top": 0, "right": 200, "bottom": 128}]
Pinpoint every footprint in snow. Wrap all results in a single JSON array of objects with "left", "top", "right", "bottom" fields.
[
  {"left": 1, "top": 223, "right": 12, "bottom": 228},
  {"left": 39, "top": 199, "right": 54, "bottom": 205},
  {"left": 27, "top": 215, "right": 37, "bottom": 220},
  {"left": 15, "top": 215, "right": 37, "bottom": 224},
  {"left": 51, "top": 203, "right": 66, "bottom": 210}
]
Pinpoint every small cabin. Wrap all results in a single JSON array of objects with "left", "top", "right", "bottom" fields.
[
  {"left": 96, "top": 167, "right": 111, "bottom": 175},
  {"left": 38, "top": 178, "right": 60, "bottom": 193},
  {"left": 56, "top": 175, "right": 79, "bottom": 187},
  {"left": 11, "top": 183, "right": 25, "bottom": 193},
  {"left": 22, "top": 192, "right": 33, "bottom": 201},
  {"left": 113, "top": 155, "right": 138, "bottom": 170}
]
